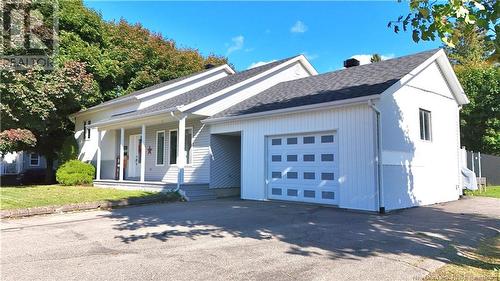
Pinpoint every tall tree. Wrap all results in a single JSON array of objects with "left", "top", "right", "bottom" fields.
[
  {"left": 389, "top": 0, "right": 498, "bottom": 62},
  {"left": 457, "top": 67, "right": 500, "bottom": 155},
  {"left": 444, "top": 23, "right": 495, "bottom": 67},
  {"left": 371, "top": 54, "right": 382, "bottom": 63},
  {"left": 0, "top": 62, "right": 97, "bottom": 181}
]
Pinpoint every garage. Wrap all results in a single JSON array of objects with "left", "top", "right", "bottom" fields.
[{"left": 266, "top": 131, "right": 339, "bottom": 205}]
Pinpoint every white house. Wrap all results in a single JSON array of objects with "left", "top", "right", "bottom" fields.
[{"left": 71, "top": 49, "right": 469, "bottom": 212}]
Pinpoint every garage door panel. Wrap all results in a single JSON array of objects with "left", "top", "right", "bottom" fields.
[{"left": 266, "top": 131, "right": 339, "bottom": 205}]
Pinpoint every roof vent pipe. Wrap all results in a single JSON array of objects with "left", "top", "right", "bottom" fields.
[{"left": 344, "top": 58, "right": 360, "bottom": 68}]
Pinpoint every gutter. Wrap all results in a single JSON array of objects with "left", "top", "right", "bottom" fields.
[
  {"left": 368, "top": 99, "right": 385, "bottom": 214},
  {"left": 88, "top": 106, "right": 181, "bottom": 129}
]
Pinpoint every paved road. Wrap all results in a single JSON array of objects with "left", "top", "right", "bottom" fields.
[{"left": 1, "top": 197, "right": 499, "bottom": 281}]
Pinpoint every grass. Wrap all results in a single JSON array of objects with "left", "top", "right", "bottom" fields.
[
  {"left": 425, "top": 235, "right": 500, "bottom": 281},
  {"left": 464, "top": 186, "right": 500, "bottom": 199},
  {"left": 0, "top": 185, "right": 180, "bottom": 210}
]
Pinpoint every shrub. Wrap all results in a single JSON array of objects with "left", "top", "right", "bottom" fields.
[
  {"left": 56, "top": 160, "right": 95, "bottom": 186},
  {"left": 57, "top": 136, "right": 79, "bottom": 164}
]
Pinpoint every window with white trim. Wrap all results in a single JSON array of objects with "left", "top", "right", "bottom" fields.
[
  {"left": 30, "top": 153, "right": 39, "bottom": 166},
  {"left": 83, "top": 120, "right": 91, "bottom": 140},
  {"left": 169, "top": 128, "right": 193, "bottom": 165},
  {"left": 156, "top": 131, "right": 165, "bottom": 166},
  {"left": 419, "top": 109, "right": 432, "bottom": 141}
]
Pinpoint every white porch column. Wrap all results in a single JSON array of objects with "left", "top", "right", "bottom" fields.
[
  {"left": 177, "top": 116, "right": 186, "bottom": 188},
  {"left": 140, "top": 124, "right": 146, "bottom": 182},
  {"left": 96, "top": 129, "right": 101, "bottom": 180},
  {"left": 119, "top": 128, "right": 125, "bottom": 181}
]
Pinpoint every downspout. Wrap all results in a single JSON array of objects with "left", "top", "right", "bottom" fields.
[{"left": 368, "top": 100, "right": 385, "bottom": 214}]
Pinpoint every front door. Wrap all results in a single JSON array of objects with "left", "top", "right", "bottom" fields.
[{"left": 128, "top": 134, "right": 142, "bottom": 178}]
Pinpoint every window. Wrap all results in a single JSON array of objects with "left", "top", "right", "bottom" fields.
[
  {"left": 321, "top": 135, "right": 334, "bottom": 143},
  {"left": 169, "top": 130, "right": 178, "bottom": 164},
  {"left": 303, "top": 136, "right": 315, "bottom": 144},
  {"left": 271, "top": 172, "right": 282, "bottom": 179},
  {"left": 169, "top": 128, "right": 193, "bottom": 165},
  {"left": 321, "top": 172, "right": 334, "bottom": 180},
  {"left": 419, "top": 109, "right": 432, "bottom": 141},
  {"left": 271, "top": 138, "right": 281, "bottom": 145},
  {"left": 287, "top": 137, "right": 298, "bottom": 145},
  {"left": 287, "top": 172, "right": 298, "bottom": 179},
  {"left": 271, "top": 155, "right": 282, "bottom": 162},
  {"left": 304, "top": 190, "right": 315, "bottom": 198},
  {"left": 287, "top": 155, "right": 298, "bottom": 162},
  {"left": 303, "top": 154, "right": 315, "bottom": 162},
  {"left": 321, "top": 154, "right": 334, "bottom": 162},
  {"left": 83, "top": 120, "right": 91, "bottom": 140},
  {"left": 304, "top": 172, "right": 315, "bottom": 179},
  {"left": 156, "top": 131, "right": 165, "bottom": 166},
  {"left": 30, "top": 153, "right": 39, "bottom": 166},
  {"left": 287, "top": 189, "right": 298, "bottom": 196}
]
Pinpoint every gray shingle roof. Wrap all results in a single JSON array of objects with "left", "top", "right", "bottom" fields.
[
  {"left": 209, "top": 49, "right": 439, "bottom": 119},
  {"left": 78, "top": 67, "right": 223, "bottom": 114},
  {"left": 96, "top": 57, "right": 296, "bottom": 123}
]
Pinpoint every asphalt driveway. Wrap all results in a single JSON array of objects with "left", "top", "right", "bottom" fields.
[{"left": 1, "top": 197, "right": 499, "bottom": 281}]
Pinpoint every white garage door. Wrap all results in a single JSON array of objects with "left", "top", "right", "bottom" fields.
[{"left": 266, "top": 131, "right": 339, "bottom": 205}]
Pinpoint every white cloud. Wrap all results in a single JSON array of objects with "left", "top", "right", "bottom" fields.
[
  {"left": 226, "top": 35, "right": 244, "bottom": 55},
  {"left": 247, "top": 60, "right": 277, "bottom": 69},
  {"left": 290, "top": 21, "right": 308, "bottom": 33},
  {"left": 349, "top": 54, "right": 395, "bottom": 65}
]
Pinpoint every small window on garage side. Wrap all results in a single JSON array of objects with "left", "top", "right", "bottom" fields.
[
  {"left": 287, "top": 172, "right": 298, "bottom": 179},
  {"left": 271, "top": 155, "right": 282, "bottom": 162},
  {"left": 30, "top": 153, "right": 39, "bottom": 166},
  {"left": 271, "top": 138, "right": 282, "bottom": 145},
  {"left": 287, "top": 137, "right": 298, "bottom": 145},
  {"left": 287, "top": 155, "right": 298, "bottom": 162},
  {"left": 419, "top": 109, "right": 432, "bottom": 141}
]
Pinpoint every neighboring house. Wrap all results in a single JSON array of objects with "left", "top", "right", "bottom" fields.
[
  {"left": 71, "top": 49, "right": 469, "bottom": 212},
  {"left": 0, "top": 151, "right": 47, "bottom": 175}
]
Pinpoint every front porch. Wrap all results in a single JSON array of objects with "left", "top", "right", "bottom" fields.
[{"left": 89, "top": 112, "right": 209, "bottom": 186}]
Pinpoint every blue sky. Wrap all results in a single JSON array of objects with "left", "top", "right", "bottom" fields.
[{"left": 85, "top": 1, "right": 441, "bottom": 73}]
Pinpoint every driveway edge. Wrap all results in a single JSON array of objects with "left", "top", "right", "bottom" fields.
[{"left": 1, "top": 195, "right": 181, "bottom": 219}]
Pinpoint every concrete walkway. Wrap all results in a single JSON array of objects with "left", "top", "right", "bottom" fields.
[{"left": 1, "top": 197, "right": 499, "bottom": 281}]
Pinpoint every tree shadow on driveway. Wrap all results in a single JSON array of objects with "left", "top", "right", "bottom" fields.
[{"left": 102, "top": 197, "right": 500, "bottom": 267}]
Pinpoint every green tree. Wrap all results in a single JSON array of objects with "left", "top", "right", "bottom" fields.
[
  {"left": 371, "top": 54, "right": 382, "bottom": 63},
  {"left": 444, "top": 23, "right": 495, "bottom": 67},
  {"left": 0, "top": 129, "right": 37, "bottom": 155},
  {"left": 457, "top": 66, "right": 500, "bottom": 155},
  {"left": 390, "top": 0, "right": 498, "bottom": 61},
  {"left": 0, "top": 62, "right": 97, "bottom": 182}
]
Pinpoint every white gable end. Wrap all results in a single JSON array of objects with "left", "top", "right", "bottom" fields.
[{"left": 406, "top": 61, "right": 455, "bottom": 101}]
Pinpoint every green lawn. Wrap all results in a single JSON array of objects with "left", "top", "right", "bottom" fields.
[
  {"left": 464, "top": 186, "right": 500, "bottom": 198},
  {"left": 425, "top": 235, "right": 500, "bottom": 281},
  {"left": 0, "top": 185, "right": 179, "bottom": 210}
]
